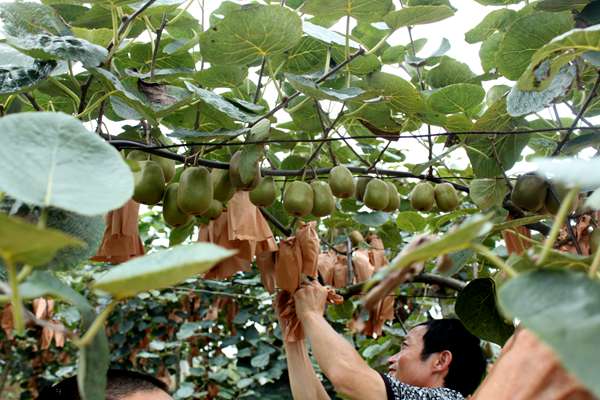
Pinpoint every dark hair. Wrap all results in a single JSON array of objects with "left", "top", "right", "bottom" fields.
[
  {"left": 37, "top": 369, "right": 170, "bottom": 400},
  {"left": 419, "top": 318, "right": 486, "bottom": 397}
]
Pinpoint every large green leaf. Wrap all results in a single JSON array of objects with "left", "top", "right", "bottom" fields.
[
  {"left": 0, "top": 2, "right": 71, "bottom": 36},
  {"left": 396, "top": 211, "right": 427, "bottom": 233},
  {"left": 464, "top": 9, "right": 517, "bottom": 44},
  {"left": 425, "top": 56, "right": 476, "bottom": 88},
  {"left": 302, "top": 0, "right": 393, "bottom": 22},
  {"left": 364, "top": 71, "right": 425, "bottom": 114},
  {"left": 499, "top": 270, "right": 600, "bottom": 397},
  {"left": 0, "top": 112, "right": 133, "bottom": 215},
  {"left": 377, "top": 214, "right": 493, "bottom": 276},
  {"left": 456, "top": 278, "right": 514, "bottom": 346},
  {"left": 507, "top": 64, "right": 575, "bottom": 116},
  {"left": 302, "top": 20, "right": 358, "bottom": 47},
  {"left": 0, "top": 44, "right": 56, "bottom": 95},
  {"left": 195, "top": 66, "right": 248, "bottom": 89},
  {"left": 19, "top": 270, "right": 109, "bottom": 400},
  {"left": 496, "top": 11, "right": 573, "bottom": 81},
  {"left": 6, "top": 34, "right": 107, "bottom": 68},
  {"left": 473, "top": 0, "right": 522, "bottom": 5},
  {"left": 535, "top": 0, "right": 590, "bottom": 12},
  {"left": 479, "top": 32, "right": 503, "bottom": 73},
  {"left": 469, "top": 179, "right": 509, "bottom": 210},
  {"left": 271, "top": 36, "right": 329, "bottom": 74},
  {"left": 464, "top": 98, "right": 528, "bottom": 178},
  {"left": 384, "top": 5, "right": 455, "bottom": 30},
  {"left": 199, "top": 4, "right": 302, "bottom": 65},
  {"left": 93, "top": 243, "right": 235, "bottom": 298},
  {"left": 427, "top": 83, "right": 485, "bottom": 114},
  {"left": 185, "top": 82, "right": 257, "bottom": 124},
  {"left": 0, "top": 213, "right": 83, "bottom": 266},
  {"left": 518, "top": 25, "right": 600, "bottom": 91}
]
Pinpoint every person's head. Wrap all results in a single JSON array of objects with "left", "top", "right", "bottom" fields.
[
  {"left": 37, "top": 369, "right": 172, "bottom": 400},
  {"left": 387, "top": 318, "right": 486, "bottom": 396}
]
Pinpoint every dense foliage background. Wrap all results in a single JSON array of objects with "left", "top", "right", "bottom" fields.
[{"left": 1, "top": 0, "right": 600, "bottom": 399}]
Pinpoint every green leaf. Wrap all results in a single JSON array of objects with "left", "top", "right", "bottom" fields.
[
  {"left": 71, "top": 27, "right": 114, "bottom": 47},
  {"left": 384, "top": 5, "right": 455, "bottom": 30},
  {"left": 533, "top": 157, "right": 600, "bottom": 190},
  {"left": 302, "top": 20, "right": 358, "bottom": 47},
  {"left": 185, "top": 82, "right": 257, "bottom": 123},
  {"left": 489, "top": 215, "right": 548, "bottom": 234},
  {"left": 199, "top": 4, "right": 302, "bottom": 65},
  {"left": 518, "top": 25, "right": 600, "bottom": 91},
  {"left": 0, "top": 45, "right": 56, "bottom": 95},
  {"left": 0, "top": 112, "right": 133, "bottom": 216},
  {"left": 464, "top": 9, "right": 517, "bottom": 44},
  {"left": 353, "top": 211, "right": 391, "bottom": 227},
  {"left": 251, "top": 352, "right": 270, "bottom": 368},
  {"left": 0, "top": 214, "right": 84, "bottom": 266},
  {"left": 169, "top": 219, "right": 196, "bottom": 246},
  {"left": 469, "top": 179, "right": 509, "bottom": 210},
  {"left": 0, "top": 2, "right": 71, "bottom": 36},
  {"left": 272, "top": 36, "right": 328, "bottom": 75},
  {"left": 464, "top": 98, "right": 528, "bottom": 178},
  {"left": 507, "top": 64, "right": 575, "bottom": 117},
  {"left": 427, "top": 83, "right": 485, "bottom": 114},
  {"left": 194, "top": 65, "right": 248, "bottom": 89},
  {"left": 6, "top": 34, "right": 108, "bottom": 67},
  {"left": 473, "top": 0, "right": 521, "bottom": 5},
  {"left": 456, "top": 278, "right": 514, "bottom": 346},
  {"left": 535, "top": 0, "right": 589, "bottom": 12},
  {"left": 499, "top": 270, "right": 600, "bottom": 398},
  {"left": 286, "top": 74, "right": 365, "bottom": 101},
  {"left": 496, "top": 11, "right": 573, "bottom": 81},
  {"left": 425, "top": 56, "right": 476, "bottom": 88},
  {"left": 302, "top": 0, "right": 393, "bottom": 22},
  {"left": 479, "top": 32, "right": 503, "bottom": 73},
  {"left": 93, "top": 243, "right": 235, "bottom": 299},
  {"left": 380, "top": 214, "right": 493, "bottom": 274},
  {"left": 364, "top": 71, "right": 425, "bottom": 114},
  {"left": 396, "top": 211, "right": 427, "bottom": 232}
]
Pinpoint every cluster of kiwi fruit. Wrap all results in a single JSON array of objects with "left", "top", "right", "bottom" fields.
[
  {"left": 510, "top": 173, "right": 568, "bottom": 215},
  {"left": 283, "top": 166, "right": 402, "bottom": 218},
  {"left": 409, "top": 182, "right": 460, "bottom": 212},
  {"left": 127, "top": 149, "right": 279, "bottom": 227}
]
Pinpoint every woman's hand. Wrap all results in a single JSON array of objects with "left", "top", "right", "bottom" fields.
[{"left": 293, "top": 280, "right": 329, "bottom": 322}]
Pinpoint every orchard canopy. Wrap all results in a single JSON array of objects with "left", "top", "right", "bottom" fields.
[{"left": 1, "top": 0, "right": 600, "bottom": 398}]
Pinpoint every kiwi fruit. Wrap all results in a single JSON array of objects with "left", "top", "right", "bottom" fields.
[
  {"left": 329, "top": 165, "right": 355, "bottom": 198},
  {"left": 434, "top": 183, "right": 459, "bottom": 212},
  {"left": 126, "top": 149, "right": 149, "bottom": 161},
  {"left": 355, "top": 176, "right": 371, "bottom": 202},
  {"left": 163, "top": 183, "right": 192, "bottom": 227},
  {"left": 229, "top": 150, "right": 261, "bottom": 191},
  {"left": 177, "top": 166, "right": 213, "bottom": 215},
  {"left": 349, "top": 230, "right": 365, "bottom": 246},
  {"left": 132, "top": 160, "right": 165, "bottom": 205},
  {"left": 511, "top": 174, "right": 548, "bottom": 212},
  {"left": 364, "top": 178, "right": 389, "bottom": 211},
  {"left": 203, "top": 199, "right": 224, "bottom": 220},
  {"left": 150, "top": 154, "right": 176, "bottom": 182},
  {"left": 283, "top": 181, "right": 314, "bottom": 217},
  {"left": 311, "top": 180, "right": 335, "bottom": 217},
  {"left": 410, "top": 182, "right": 435, "bottom": 211},
  {"left": 212, "top": 169, "right": 236, "bottom": 203},
  {"left": 544, "top": 182, "right": 571, "bottom": 215},
  {"left": 383, "top": 181, "right": 400, "bottom": 212},
  {"left": 250, "top": 176, "right": 276, "bottom": 207}
]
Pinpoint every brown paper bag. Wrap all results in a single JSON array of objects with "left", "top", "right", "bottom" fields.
[
  {"left": 256, "top": 251, "right": 276, "bottom": 294},
  {"left": 367, "top": 234, "right": 388, "bottom": 269},
  {"left": 317, "top": 251, "right": 337, "bottom": 286},
  {"left": 92, "top": 199, "right": 145, "bottom": 264},
  {"left": 275, "top": 237, "right": 303, "bottom": 293},
  {"left": 333, "top": 255, "right": 349, "bottom": 288},
  {"left": 352, "top": 248, "right": 375, "bottom": 283},
  {"left": 296, "top": 221, "right": 320, "bottom": 278}
]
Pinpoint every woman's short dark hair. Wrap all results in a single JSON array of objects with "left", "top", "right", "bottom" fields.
[
  {"left": 37, "top": 369, "right": 170, "bottom": 400},
  {"left": 419, "top": 318, "right": 487, "bottom": 397}
]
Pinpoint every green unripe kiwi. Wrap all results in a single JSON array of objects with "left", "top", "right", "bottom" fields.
[
  {"left": 250, "top": 176, "right": 277, "bottom": 207},
  {"left": 132, "top": 160, "right": 165, "bottom": 205},
  {"left": 383, "top": 181, "right": 400, "bottom": 212},
  {"left": 150, "top": 154, "right": 176, "bottom": 182},
  {"left": 212, "top": 169, "right": 236, "bottom": 203},
  {"left": 364, "top": 178, "right": 389, "bottom": 211},
  {"left": 177, "top": 166, "right": 213, "bottom": 215},
  {"left": 203, "top": 199, "right": 224, "bottom": 220},
  {"left": 511, "top": 174, "right": 548, "bottom": 212},
  {"left": 355, "top": 176, "right": 371, "bottom": 202},
  {"left": 163, "top": 183, "right": 192, "bottom": 227},
  {"left": 283, "top": 181, "right": 314, "bottom": 217},
  {"left": 434, "top": 183, "right": 459, "bottom": 212},
  {"left": 410, "top": 182, "right": 435, "bottom": 211},
  {"left": 329, "top": 165, "right": 355, "bottom": 198},
  {"left": 311, "top": 180, "right": 336, "bottom": 217}
]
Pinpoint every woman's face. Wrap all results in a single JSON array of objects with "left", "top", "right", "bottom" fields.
[{"left": 387, "top": 325, "right": 435, "bottom": 387}]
